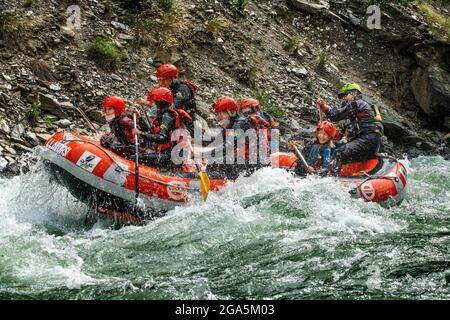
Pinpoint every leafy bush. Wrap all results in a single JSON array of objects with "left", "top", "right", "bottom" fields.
[
  {"left": 417, "top": 1, "right": 450, "bottom": 43},
  {"left": 232, "top": 0, "right": 249, "bottom": 16},
  {"left": 87, "top": 36, "right": 121, "bottom": 70},
  {"left": 284, "top": 36, "right": 299, "bottom": 52},
  {"left": 158, "top": 0, "right": 175, "bottom": 12},
  {"left": 24, "top": 95, "right": 41, "bottom": 125},
  {"left": 127, "top": 1, "right": 186, "bottom": 49},
  {"left": 251, "top": 89, "right": 286, "bottom": 119},
  {"left": 206, "top": 16, "right": 230, "bottom": 34},
  {"left": 318, "top": 51, "right": 330, "bottom": 71}
]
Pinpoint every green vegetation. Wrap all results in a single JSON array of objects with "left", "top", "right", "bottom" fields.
[
  {"left": 24, "top": 95, "right": 42, "bottom": 125},
  {"left": 251, "top": 89, "right": 286, "bottom": 119},
  {"left": 305, "top": 79, "right": 316, "bottom": 92},
  {"left": 0, "top": 12, "right": 31, "bottom": 33},
  {"left": 284, "top": 35, "right": 299, "bottom": 52},
  {"left": 362, "top": 0, "right": 414, "bottom": 8},
  {"left": 23, "top": 0, "right": 36, "bottom": 8},
  {"left": 126, "top": 1, "right": 186, "bottom": 49},
  {"left": 44, "top": 116, "right": 56, "bottom": 126},
  {"left": 206, "top": 16, "right": 230, "bottom": 35},
  {"left": 318, "top": 51, "right": 330, "bottom": 71},
  {"left": 416, "top": 1, "right": 450, "bottom": 43},
  {"left": 158, "top": 0, "right": 175, "bottom": 12},
  {"left": 238, "top": 40, "right": 247, "bottom": 53},
  {"left": 232, "top": 0, "right": 249, "bottom": 16},
  {"left": 87, "top": 36, "right": 121, "bottom": 70}
]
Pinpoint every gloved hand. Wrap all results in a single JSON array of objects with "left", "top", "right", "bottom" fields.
[
  {"left": 288, "top": 140, "right": 300, "bottom": 150},
  {"left": 316, "top": 97, "right": 330, "bottom": 113}
]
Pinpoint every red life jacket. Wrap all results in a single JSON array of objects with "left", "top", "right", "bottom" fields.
[
  {"left": 151, "top": 108, "right": 193, "bottom": 152},
  {"left": 183, "top": 80, "right": 197, "bottom": 97},
  {"left": 249, "top": 112, "right": 278, "bottom": 154}
]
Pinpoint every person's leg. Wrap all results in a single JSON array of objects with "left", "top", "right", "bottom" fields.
[{"left": 329, "top": 134, "right": 381, "bottom": 175}]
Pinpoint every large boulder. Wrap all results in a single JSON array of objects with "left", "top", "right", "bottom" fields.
[
  {"left": 26, "top": 93, "right": 69, "bottom": 118},
  {"left": 363, "top": 96, "right": 411, "bottom": 140},
  {"left": 411, "top": 66, "right": 450, "bottom": 118},
  {"left": 286, "top": 0, "right": 330, "bottom": 14}
]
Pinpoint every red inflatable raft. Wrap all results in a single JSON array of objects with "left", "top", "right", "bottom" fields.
[
  {"left": 271, "top": 152, "right": 408, "bottom": 208},
  {"left": 41, "top": 132, "right": 408, "bottom": 223}
]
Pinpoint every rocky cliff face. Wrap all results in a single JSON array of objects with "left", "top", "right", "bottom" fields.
[{"left": 0, "top": 0, "right": 449, "bottom": 176}]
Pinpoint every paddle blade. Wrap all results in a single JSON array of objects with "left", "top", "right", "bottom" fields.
[{"left": 199, "top": 171, "right": 210, "bottom": 202}]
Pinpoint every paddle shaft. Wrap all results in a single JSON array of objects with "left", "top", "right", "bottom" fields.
[
  {"left": 186, "top": 139, "right": 201, "bottom": 172},
  {"left": 133, "top": 113, "right": 140, "bottom": 201},
  {"left": 137, "top": 105, "right": 152, "bottom": 129},
  {"left": 72, "top": 97, "right": 99, "bottom": 134},
  {"left": 293, "top": 145, "right": 309, "bottom": 169}
]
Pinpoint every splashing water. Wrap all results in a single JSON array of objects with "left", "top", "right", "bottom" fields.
[{"left": 0, "top": 156, "right": 449, "bottom": 299}]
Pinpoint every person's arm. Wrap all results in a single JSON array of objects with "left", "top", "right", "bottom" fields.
[
  {"left": 141, "top": 112, "right": 175, "bottom": 144},
  {"left": 317, "top": 97, "right": 354, "bottom": 122},
  {"left": 119, "top": 116, "right": 134, "bottom": 130}
]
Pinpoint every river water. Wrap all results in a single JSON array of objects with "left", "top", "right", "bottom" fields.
[{"left": 0, "top": 156, "right": 449, "bottom": 299}]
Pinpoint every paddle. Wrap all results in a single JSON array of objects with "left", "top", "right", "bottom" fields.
[
  {"left": 132, "top": 113, "right": 140, "bottom": 203},
  {"left": 186, "top": 139, "right": 210, "bottom": 202},
  {"left": 72, "top": 96, "right": 99, "bottom": 135},
  {"left": 292, "top": 144, "right": 310, "bottom": 171}
]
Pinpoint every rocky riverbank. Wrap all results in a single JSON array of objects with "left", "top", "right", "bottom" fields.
[{"left": 1, "top": 0, "right": 449, "bottom": 176}]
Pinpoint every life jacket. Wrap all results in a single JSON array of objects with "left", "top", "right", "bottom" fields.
[
  {"left": 347, "top": 102, "right": 383, "bottom": 139},
  {"left": 249, "top": 112, "right": 278, "bottom": 153},
  {"left": 110, "top": 114, "right": 133, "bottom": 145},
  {"left": 151, "top": 108, "right": 193, "bottom": 152},
  {"left": 172, "top": 80, "right": 197, "bottom": 116},
  {"left": 249, "top": 112, "right": 277, "bottom": 129},
  {"left": 183, "top": 80, "right": 197, "bottom": 97},
  {"left": 307, "top": 143, "right": 334, "bottom": 170}
]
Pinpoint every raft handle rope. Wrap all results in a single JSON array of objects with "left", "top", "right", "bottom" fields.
[
  {"left": 340, "top": 153, "right": 403, "bottom": 194},
  {"left": 53, "top": 138, "right": 199, "bottom": 192}
]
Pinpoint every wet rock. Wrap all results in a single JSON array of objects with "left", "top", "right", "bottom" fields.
[
  {"left": 24, "top": 131, "right": 39, "bottom": 146},
  {"left": 0, "top": 156, "right": 7, "bottom": 172},
  {"left": 118, "top": 34, "right": 134, "bottom": 41},
  {"left": 111, "top": 21, "right": 128, "bottom": 31},
  {"left": 402, "top": 135, "right": 433, "bottom": 150},
  {"left": 365, "top": 96, "right": 411, "bottom": 139},
  {"left": 0, "top": 120, "right": 11, "bottom": 134},
  {"left": 111, "top": 74, "right": 122, "bottom": 81},
  {"left": 411, "top": 66, "right": 450, "bottom": 118},
  {"left": 289, "top": 66, "right": 308, "bottom": 77},
  {"left": 36, "top": 133, "right": 52, "bottom": 142},
  {"left": 55, "top": 119, "right": 72, "bottom": 128},
  {"left": 4, "top": 145, "right": 17, "bottom": 155},
  {"left": 0, "top": 92, "right": 11, "bottom": 104},
  {"left": 10, "top": 123, "right": 25, "bottom": 141},
  {"left": 87, "top": 109, "right": 106, "bottom": 124},
  {"left": 30, "top": 93, "right": 68, "bottom": 118},
  {"left": 287, "top": 0, "right": 330, "bottom": 14},
  {"left": 445, "top": 117, "right": 450, "bottom": 130},
  {"left": 50, "top": 83, "right": 61, "bottom": 91},
  {"left": 1, "top": 162, "right": 21, "bottom": 177},
  {"left": 196, "top": 100, "right": 214, "bottom": 120},
  {"left": 349, "top": 14, "right": 361, "bottom": 26},
  {"left": 60, "top": 26, "right": 76, "bottom": 38},
  {"left": 12, "top": 142, "right": 33, "bottom": 152}
]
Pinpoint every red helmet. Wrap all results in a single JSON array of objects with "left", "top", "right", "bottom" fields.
[
  {"left": 239, "top": 98, "right": 262, "bottom": 111},
  {"left": 156, "top": 64, "right": 179, "bottom": 79},
  {"left": 316, "top": 121, "right": 338, "bottom": 140},
  {"left": 212, "top": 97, "right": 238, "bottom": 113},
  {"left": 146, "top": 87, "right": 174, "bottom": 105},
  {"left": 102, "top": 96, "right": 126, "bottom": 116}
]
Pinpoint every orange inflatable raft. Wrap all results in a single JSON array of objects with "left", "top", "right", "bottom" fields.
[{"left": 41, "top": 132, "right": 408, "bottom": 223}]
